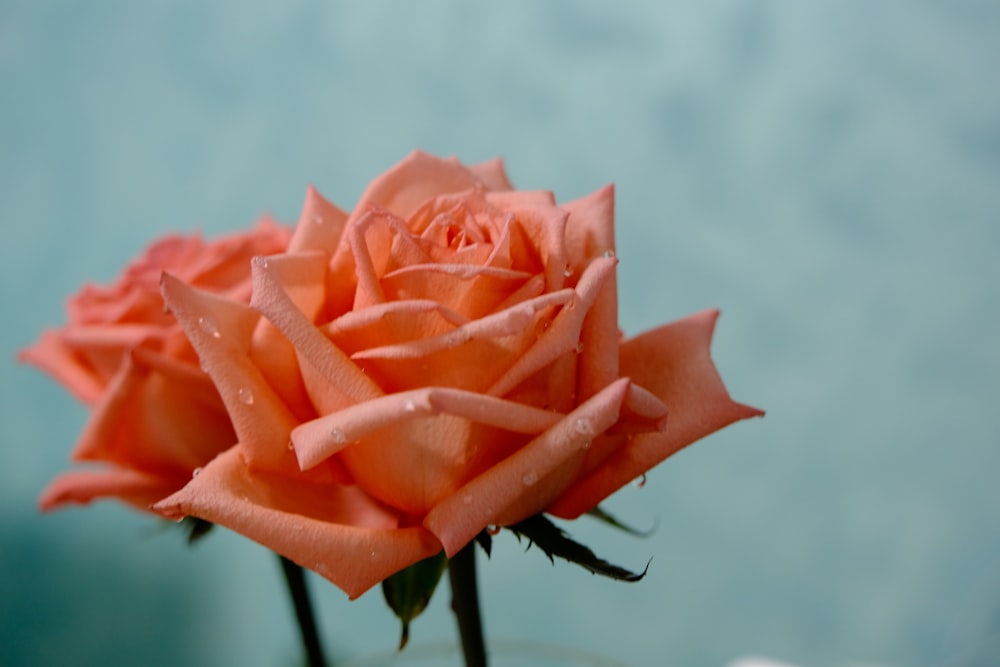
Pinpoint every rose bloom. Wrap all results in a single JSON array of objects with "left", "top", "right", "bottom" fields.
[
  {"left": 23, "top": 220, "right": 292, "bottom": 511},
  {"left": 153, "top": 151, "right": 762, "bottom": 598}
]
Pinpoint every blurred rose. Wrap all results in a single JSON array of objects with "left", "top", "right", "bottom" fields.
[
  {"left": 153, "top": 151, "right": 762, "bottom": 598},
  {"left": 23, "top": 220, "right": 291, "bottom": 511}
]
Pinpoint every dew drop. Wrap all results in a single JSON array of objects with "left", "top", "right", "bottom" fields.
[
  {"left": 287, "top": 440, "right": 295, "bottom": 451},
  {"left": 521, "top": 470, "right": 539, "bottom": 486},
  {"left": 192, "top": 467, "right": 203, "bottom": 478},
  {"left": 197, "top": 316, "right": 221, "bottom": 339},
  {"left": 237, "top": 387, "right": 254, "bottom": 405},
  {"left": 633, "top": 474, "right": 647, "bottom": 489},
  {"left": 403, "top": 399, "right": 417, "bottom": 413},
  {"left": 581, "top": 440, "right": 592, "bottom": 450},
  {"left": 462, "top": 494, "right": 473, "bottom": 505},
  {"left": 311, "top": 214, "right": 324, "bottom": 225},
  {"left": 314, "top": 563, "right": 330, "bottom": 576},
  {"left": 576, "top": 341, "right": 585, "bottom": 354},
  {"left": 486, "top": 524, "right": 501, "bottom": 536},
  {"left": 574, "top": 418, "right": 595, "bottom": 436},
  {"left": 603, "top": 249, "right": 616, "bottom": 259},
  {"left": 563, "top": 264, "right": 573, "bottom": 277},
  {"left": 369, "top": 550, "right": 378, "bottom": 559},
  {"left": 330, "top": 428, "right": 347, "bottom": 444}
]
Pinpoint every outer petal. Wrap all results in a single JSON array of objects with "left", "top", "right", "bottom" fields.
[
  {"left": 291, "top": 387, "right": 562, "bottom": 470},
  {"left": 287, "top": 185, "right": 349, "bottom": 255},
  {"left": 73, "top": 346, "right": 232, "bottom": 473},
  {"left": 424, "top": 378, "right": 632, "bottom": 556},
  {"left": 562, "top": 184, "right": 616, "bottom": 271},
  {"left": 467, "top": 157, "right": 513, "bottom": 191},
  {"left": 153, "top": 447, "right": 442, "bottom": 599},
  {"left": 39, "top": 468, "right": 185, "bottom": 513},
  {"left": 18, "top": 330, "right": 107, "bottom": 405},
  {"left": 350, "top": 150, "right": 481, "bottom": 222},
  {"left": 547, "top": 310, "right": 764, "bottom": 518},
  {"left": 160, "top": 273, "right": 298, "bottom": 471}
]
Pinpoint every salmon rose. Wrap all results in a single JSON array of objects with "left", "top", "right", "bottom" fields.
[
  {"left": 23, "top": 220, "right": 292, "bottom": 511},
  {"left": 152, "top": 151, "right": 762, "bottom": 598}
]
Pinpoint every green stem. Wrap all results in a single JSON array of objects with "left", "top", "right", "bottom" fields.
[
  {"left": 279, "top": 555, "right": 329, "bottom": 667},
  {"left": 448, "top": 542, "right": 488, "bottom": 667}
]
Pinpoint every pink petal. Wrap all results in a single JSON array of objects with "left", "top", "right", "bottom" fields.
[
  {"left": 160, "top": 273, "right": 297, "bottom": 470},
  {"left": 39, "top": 468, "right": 185, "bottom": 513},
  {"left": 350, "top": 150, "right": 481, "bottom": 222},
  {"left": 547, "top": 310, "right": 765, "bottom": 519},
  {"left": 291, "top": 387, "right": 563, "bottom": 470},
  {"left": 487, "top": 256, "right": 616, "bottom": 397},
  {"left": 467, "top": 157, "right": 513, "bottom": 191},
  {"left": 288, "top": 185, "right": 349, "bottom": 255},
  {"left": 424, "top": 378, "right": 632, "bottom": 556},
  {"left": 562, "top": 184, "right": 616, "bottom": 270},
  {"left": 153, "top": 447, "right": 442, "bottom": 599},
  {"left": 249, "top": 256, "right": 382, "bottom": 414}
]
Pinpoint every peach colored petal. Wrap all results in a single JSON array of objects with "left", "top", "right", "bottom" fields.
[
  {"left": 577, "top": 263, "right": 619, "bottom": 402},
  {"left": 380, "top": 263, "right": 532, "bottom": 321},
  {"left": 562, "top": 184, "right": 616, "bottom": 270},
  {"left": 350, "top": 150, "right": 481, "bottom": 223},
  {"left": 249, "top": 256, "right": 382, "bottom": 413},
  {"left": 161, "top": 273, "right": 298, "bottom": 471},
  {"left": 547, "top": 310, "right": 765, "bottom": 519},
  {"left": 18, "top": 330, "right": 105, "bottom": 405},
  {"left": 39, "top": 468, "right": 184, "bottom": 513},
  {"left": 424, "top": 378, "right": 632, "bottom": 556},
  {"left": 487, "top": 256, "right": 617, "bottom": 398},
  {"left": 485, "top": 190, "right": 558, "bottom": 209},
  {"left": 467, "top": 157, "right": 513, "bottom": 191},
  {"left": 505, "top": 205, "right": 570, "bottom": 292},
  {"left": 352, "top": 288, "right": 572, "bottom": 361},
  {"left": 288, "top": 185, "right": 349, "bottom": 255},
  {"left": 73, "top": 346, "right": 232, "bottom": 472},
  {"left": 153, "top": 447, "right": 442, "bottom": 599},
  {"left": 291, "top": 387, "right": 563, "bottom": 470}
]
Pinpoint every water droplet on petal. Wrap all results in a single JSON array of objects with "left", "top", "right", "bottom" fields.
[
  {"left": 369, "top": 550, "right": 378, "bottom": 559},
  {"left": 287, "top": 440, "right": 295, "bottom": 451},
  {"left": 192, "top": 467, "right": 203, "bottom": 477},
  {"left": 237, "top": 387, "right": 254, "bottom": 405},
  {"left": 603, "top": 249, "right": 616, "bottom": 259},
  {"left": 521, "top": 470, "right": 538, "bottom": 486},
  {"left": 403, "top": 399, "right": 417, "bottom": 413},
  {"left": 197, "top": 316, "right": 221, "bottom": 339},
  {"left": 633, "top": 474, "right": 647, "bottom": 489},
  {"left": 462, "top": 494, "right": 473, "bottom": 505},
  {"left": 581, "top": 440, "right": 592, "bottom": 450},
  {"left": 330, "top": 428, "right": 347, "bottom": 444},
  {"left": 574, "top": 418, "right": 595, "bottom": 436},
  {"left": 486, "top": 525, "right": 501, "bottom": 536},
  {"left": 576, "top": 341, "right": 585, "bottom": 354},
  {"left": 563, "top": 264, "right": 573, "bottom": 277},
  {"left": 311, "top": 214, "right": 324, "bottom": 224}
]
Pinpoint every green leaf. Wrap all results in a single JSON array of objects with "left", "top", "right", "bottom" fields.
[
  {"left": 508, "top": 515, "right": 650, "bottom": 582},
  {"left": 381, "top": 551, "right": 447, "bottom": 649},
  {"left": 587, "top": 505, "right": 656, "bottom": 537}
]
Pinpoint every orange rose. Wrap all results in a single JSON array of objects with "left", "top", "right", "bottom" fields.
[
  {"left": 23, "top": 220, "right": 292, "bottom": 511},
  {"left": 153, "top": 151, "right": 762, "bottom": 598}
]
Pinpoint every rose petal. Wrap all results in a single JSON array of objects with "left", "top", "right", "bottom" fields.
[
  {"left": 288, "top": 185, "right": 349, "bottom": 255},
  {"left": 249, "top": 256, "right": 382, "bottom": 413},
  {"left": 291, "top": 387, "right": 563, "bottom": 470},
  {"left": 153, "top": 447, "right": 442, "bottom": 599},
  {"left": 563, "top": 184, "right": 616, "bottom": 270},
  {"left": 380, "top": 263, "right": 532, "bottom": 320},
  {"left": 72, "top": 346, "right": 233, "bottom": 473},
  {"left": 39, "top": 468, "right": 184, "bottom": 513},
  {"left": 424, "top": 378, "right": 632, "bottom": 556},
  {"left": 487, "top": 256, "right": 617, "bottom": 398},
  {"left": 350, "top": 150, "right": 481, "bottom": 222},
  {"left": 18, "top": 330, "right": 107, "bottom": 405},
  {"left": 467, "top": 157, "right": 513, "bottom": 191},
  {"left": 547, "top": 310, "right": 765, "bottom": 519},
  {"left": 160, "top": 273, "right": 298, "bottom": 470}
]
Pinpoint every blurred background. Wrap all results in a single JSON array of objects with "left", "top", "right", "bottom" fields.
[{"left": 2, "top": 2, "right": 998, "bottom": 666}]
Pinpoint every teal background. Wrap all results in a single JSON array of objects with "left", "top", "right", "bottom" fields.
[{"left": 2, "top": 2, "right": 999, "bottom": 666}]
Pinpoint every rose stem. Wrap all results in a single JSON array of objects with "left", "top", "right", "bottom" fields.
[
  {"left": 279, "top": 555, "right": 329, "bottom": 667},
  {"left": 448, "top": 542, "right": 488, "bottom": 667}
]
